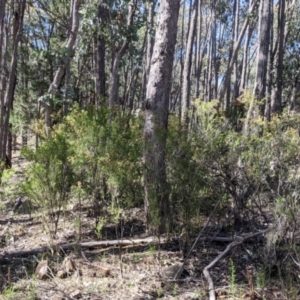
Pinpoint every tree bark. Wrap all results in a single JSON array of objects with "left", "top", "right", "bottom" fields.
[
  {"left": 143, "top": 0, "right": 180, "bottom": 233},
  {"left": 195, "top": 0, "right": 202, "bottom": 98},
  {"left": 141, "top": 1, "right": 156, "bottom": 108},
  {"left": 181, "top": 0, "right": 198, "bottom": 122},
  {"left": 94, "top": 2, "right": 108, "bottom": 106},
  {"left": 240, "top": 0, "right": 254, "bottom": 92},
  {"left": 0, "top": 0, "right": 25, "bottom": 169},
  {"left": 0, "top": 0, "right": 7, "bottom": 165},
  {"left": 271, "top": 0, "right": 286, "bottom": 114},
  {"left": 108, "top": 0, "right": 137, "bottom": 108},
  {"left": 244, "top": 0, "right": 271, "bottom": 135},
  {"left": 219, "top": 0, "right": 259, "bottom": 103},
  {"left": 44, "top": 0, "right": 81, "bottom": 137},
  {"left": 253, "top": 0, "right": 271, "bottom": 108},
  {"left": 233, "top": 0, "right": 240, "bottom": 100}
]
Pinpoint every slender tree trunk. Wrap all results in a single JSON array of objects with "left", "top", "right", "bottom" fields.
[
  {"left": 0, "top": 0, "right": 26, "bottom": 169},
  {"left": 141, "top": 1, "right": 156, "bottom": 107},
  {"left": 271, "top": 0, "right": 286, "bottom": 114},
  {"left": 0, "top": 0, "right": 6, "bottom": 64},
  {"left": 224, "top": 0, "right": 237, "bottom": 110},
  {"left": 0, "top": 0, "right": 8, "bottom": 161},
  {"left": 254, "top": 0, "right": 271, "bottom": 109},
  {"left": 44, "top": 0, "right": 80, "bottom": 137},
  {"left": 233, "top": 0, "right": 240, "bottom": 100},
  {"left": 94, "top": 2, "right": 108, "bottom": 106},
  {"left": 240, "top": 0, "right": 254, "bottom": 91},
  {"left": 108, "top": 0, "right": 137, "bottom": 108},
  {"left": 265, "top": 1, "right": 274, "bottom": 121},
  {"left": 195, "top": 0, "right": 202, "bottom": 98},
  {"left": 244, "top": 0, "right": 271, "bottom": 135},
  {"left": 207, "top": 25, "right": 213, "bottom": 101},
  {"left": 63, "top": 1, "right": 74, "bottom": 116},
  {"left": 178, "top": 0, "right": 185, "bottom": 120},
  {"left": 219, "top": 0, "right": 259, "bottom": 103},
  {"left": 144, "top": 0, "right": 180, "bottom": 233},
  {"left": 181, "top": 0, "right": 198, "bottom": 122}
]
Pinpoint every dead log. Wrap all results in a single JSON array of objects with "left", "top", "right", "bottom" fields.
[{"left": 0, "top": 236, "right": 167, "bottom": 260}]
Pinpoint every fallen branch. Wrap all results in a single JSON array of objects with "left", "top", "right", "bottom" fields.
[
  {"left": 0, "top": 236, "right": 167, "bottom": 260},
  {"left": 174, "top": 197, "right": 223, "bottom": 280},
  {"left": 203, "top": 227, "right": 274, "bottom": 300}
]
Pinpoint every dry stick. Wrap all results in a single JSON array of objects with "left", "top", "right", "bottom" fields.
[
  {"left": 174, "top": 198, "right": 223, "bottom": 280},
  {"left": 203, "top": 227, "right": 274, "bottom": 300}
]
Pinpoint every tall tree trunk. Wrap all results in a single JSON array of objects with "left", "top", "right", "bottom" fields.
[
  {"left": 244, "top": 0, "right": 271, "bottom": 135},
  {"left": 240, "top": 0, "right": 254, "bottom": 91},
  {"left": 63, "top": 1, "right": 74, "bottom": 116},
  {"left": 141, "top": 0, "right": 156, "bottom": 107},
  {"left": 195, "top": 0, "right": 202, "bottom": 98},
  {"left": 265, "top": 1, "right": 274, "bottom": 121},
  {"left": 254, "top": 0, "right": 271, "bottom": 110},
  {"left": 143, "top": 0, "right": 180, "bottom": 233},
  {"left": 0, "top": 0, "right": 7, "bottom": 163},
  {"left": 44, "top": 0, "right": 80, "bottom": 137},
  {"left": 233, "top": 0, "right": 240, "bottom": 100},
  {"left": 0, "top": 0, "right": 6, "bottom": 64},
  {"left": 108, "top": 0, "right": 137, "bottom": 108},
  {"left": 178, "top": 0, "right": 186, "bottom": 120},
  {"left": 94, "top": 2, "right": 108, "bottom": 107},
  {"left": 205, "top": 2, "right": 217, "bottom": 103},
  {"left": 219, "top": 0, "right": 259, "bottom": 103},
  {"left": 0, "top": 0, "right": 26, "bottom": 170},
  {"left": 181, "top": 0, "right": 198, "bottom": 122},
  {"left": 271, "top": 0, "right": 286, "bottom": 114},
  {"left": 224, "top": 0, "right": 238, "bottom": 110}
]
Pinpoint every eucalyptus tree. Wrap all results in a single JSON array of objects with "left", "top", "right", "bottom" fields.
[
  {"left": 108, "top": 0, "right": 138, "bottom": 107},
  {"left": 44, "top": 0, "right": 80, "bottom": 136},
  {"left": 141, "top": 0, "right": 156, "bottom": 106},
  {"left": 253, "top": 0, "right": 271, "bottom": 113},
  {"left": 195, "top": 0, "right": 203, "bottom": 99},
  {"left": 232, "top": 0, "right": 240, "bottom": 100},
  {"left": 0, "top": 0, "right": 26, "bottom": 171},
  {"left": 240, "top": 0, "right": 255, "bottom": 92},
  {"left": 94, "top": 1, "right": 109, "bottom": 105},
  {"left": 284, "top": 1, "right": 300, "bottom": 111},
  {"left": 143, "top": 0, "right": 180, "bottom": 233},
  {"left": 270, "top": 0, "right": 286, "bottom": 114},
  {"left": 0, "top": 0, "right": 7, "bottom": 165},
  {"left": 205, "top": 0, "right": 217, "bottom": 103},
  {"left": 244, "top": 0, "right": 272, "bottom": 135},
  {"left": 181, "top": 0, "right": 198, "bottom": 122},
  {"left": 218, "top": 0, "right": 259, "bottom": 104}
]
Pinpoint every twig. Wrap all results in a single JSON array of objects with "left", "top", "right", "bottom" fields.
[
  {"left": 203, "top": 227, "right": 274, "bottom": 300},
  {"left": 174, "top": 198, "right": 223, "bottom": 280}
]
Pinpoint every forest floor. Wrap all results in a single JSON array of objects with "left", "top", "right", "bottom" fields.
[{"left": 0, "top": 152, "right": 297, "bottom": 300}]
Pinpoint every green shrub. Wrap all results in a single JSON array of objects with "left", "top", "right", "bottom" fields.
[{"left": 21, "top": 131, "right": 75, "bottom": 236}]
